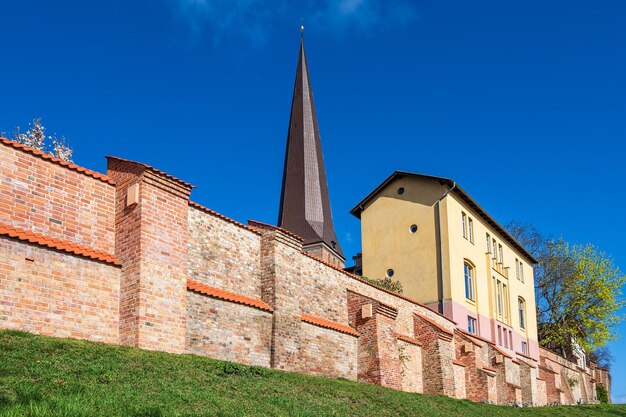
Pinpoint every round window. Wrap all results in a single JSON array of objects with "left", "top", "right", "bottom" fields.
[
  {"left": 410, "top": 224, "right": 418, "bottom": 233},
  {"left": 397, "top": 187, "right": 405, "bottom": 195},
  {"left": 386, "top": 269, "right": 395, "bottom": 278}
]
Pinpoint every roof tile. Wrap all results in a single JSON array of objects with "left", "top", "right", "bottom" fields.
[
  {"left": 301, "top": 313, "right": 359, "bottom": 337},
  {"left": 186, "top": 279, "right": 273, "bottom": 312},
  {"left": 0, "top": 223, "right": 121, "bottom": 266}
]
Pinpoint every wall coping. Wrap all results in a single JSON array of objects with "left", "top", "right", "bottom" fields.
[
  {"left": 0, "top": 222, "right": 121, "bottom": 266},
  {"left": 106, "top": 156, "right": 194, "bottom": 189},
  {"left": 0, "top": 137, "right": 115, "bottom": 185},
  {"left": 301, "top": 313, "right": 359, "bottom": 337},
  {"left": 190, "top": 202, "right": 262, "bottom": 236},
  {"left": 247, "top": 219, "right": 305, "bottom": 241},
  {"left": 395, "top": 333, "right": 422, "bottom": 346},
  {"left": 187, "top": 279, "right": 273, "bottom": 312},
  {"left": 415, "top": 313, "right": 454, "bottom": 336}
]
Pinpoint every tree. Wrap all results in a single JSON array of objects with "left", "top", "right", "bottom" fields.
[
  {"left": 589, "top": 346, "right": 613, "bottom": 370},
  {"left": 8, "top": 118, "right": 73, "bottom": 162},
  {"left": 508, "top": 222, "right": 625, "bottom": 356},
  {"left": 361, "top": 276, "right": 404, "bottom": 294}
]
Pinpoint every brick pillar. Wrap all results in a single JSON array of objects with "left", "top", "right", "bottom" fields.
[
  {"left": 107, "top": 157, "right": 192, "bottom": 353},
  {"left": 253, "top": 223, "right": 304, "bottom": 371},
  {"left": 414, "top": 315, "right": 456, "bottom": 397},
  {"left": 348, "top": 291, "right": 402, "bottom": 389},
  {"left": 455, "top": 334, "right": 491, "bottom": 402}
]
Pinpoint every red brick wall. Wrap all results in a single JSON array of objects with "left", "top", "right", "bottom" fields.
[
  {"left": 186, "top": 291, "right": 272, "bottom": 367},
  {"left": 0, "top": 237, "right": 120, "bottom": 344},
  {"left": 0, "top": 141, "right": 115, "bottom": 254},
  {"left": 107, "top": 158, "right": 192, "bottom": 353}
]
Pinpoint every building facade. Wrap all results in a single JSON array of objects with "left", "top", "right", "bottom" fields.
[{"left": 352, "top": 171, "right": 540, "bottom": 361}]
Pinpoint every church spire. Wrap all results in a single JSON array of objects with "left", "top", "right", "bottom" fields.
[{"left": 278, "top": 37, "right": 345, "bottom": 266}]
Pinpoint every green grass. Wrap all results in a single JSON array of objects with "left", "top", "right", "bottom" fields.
[{"left": 0, "top": 330, "right": 623, "bottom": 417}]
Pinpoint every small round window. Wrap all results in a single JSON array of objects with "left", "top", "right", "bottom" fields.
[
  {"left": 386, "top": 269, "right": 395, "bottom": 278},
  {"left": 410, "top": 224, "right": 418, "bottom": 233},
  {"left": 397, "top": 187, "right": 405, "bottom": 195}
]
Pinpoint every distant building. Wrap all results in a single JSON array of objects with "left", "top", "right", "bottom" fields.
[{"left": 351, "top": 171, "right": 540, "bottom": 360}]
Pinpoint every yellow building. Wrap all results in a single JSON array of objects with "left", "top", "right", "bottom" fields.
[{"left": 351, "top": 171, "right": 540, "bottom": 360}]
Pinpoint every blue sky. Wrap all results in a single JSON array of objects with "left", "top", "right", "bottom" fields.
[{"left": 1, "top": 0, "right": 624, "bottom": 403}]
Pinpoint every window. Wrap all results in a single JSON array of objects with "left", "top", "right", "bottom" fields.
[
  {"left": 492, "top": 239, "right": 497, "bottom": 259},
  {"left": 462, "top": 212, "right": 467, "bottom": 239},
  {"left": 464, "top": 262, "right": 475, "bottom": 301},
  {"left": 468, "top": 218, "right": 474, "bottom": 243},
  {"left": 519, "top": 262, "right": 524, "bottom": 283},
  {"left": 515, "top": 258, "right": 519, "bottom": 279},
  {"left": 518, "top": 297, "right": 526, "bottom": 330},
  {"left": 496, "top": 280, "right": 503, "bottom": 317},
  {"left": 497, "top": 325, "right": 502, "bottom": 345},
  {"left": 498, "top": 244, "right": 503, "bottom": 264},
  {"left": 486, "top": 233, "right": 491, "bottom": 253},
  {"left": 503, "top": 283, "right": 509, "bottom": 321},
  {"left": 386, "top": 269, "right": 395, "bottom": 278},
  {"left": 409, "top": 224, "right": 418, "bottom": 233},
  {"left": 397, "top": 187, "right": 405, "bottom": 195},
  {"left": 468, "top": 316, "right": 477, "bottom": 334},
  {"left": 521, "top": 341, "right": 528, "bottom": 355}
]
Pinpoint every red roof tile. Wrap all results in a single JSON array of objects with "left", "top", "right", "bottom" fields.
[
  {"left": 394, "top": 333, "right": 422, "bottom": 346},
  {"left": 106, "top": 156, "right": 194, "bottom": 189},
  {"left": 189, "top": 202, "right": 261, "bottom": 236},
  {"left": 301, "top": 252, "right": 457, "bottom": 326},
  {"left": 186, "top": 279, "right": 273, "bottom": 312},
  {"left": 301, "top": 313, "right": 359, "bottom": 337},
  {"left": 0, "top": 137, "right": 115, "bottom": 185},
  {"left": 0, "top": 223, "right": 121, "bottom": 266}
]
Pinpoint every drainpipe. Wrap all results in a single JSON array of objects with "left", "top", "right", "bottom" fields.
[{"left": 435, "top": 181, "right": 456, "bottom": 315}]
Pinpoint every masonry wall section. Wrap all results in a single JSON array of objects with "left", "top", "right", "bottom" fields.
[
  {"left": 0, "top": 141, "right": 115, "bottom": 254},
  {"left": 185, "top": 291, "right": 272, "bottom": 367},
  {"left": 0, "top": 237, "right": 120, "bottom": 344},
  {"left": 0, "top": 139, "right": 611, "bottom": 406}
]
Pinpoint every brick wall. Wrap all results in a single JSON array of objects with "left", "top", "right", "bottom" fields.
[
  {"left": 188, "top": 205, "right": 262, "bottom": 299},
  {"left": 0, "top": 237, "right": 120, "bottom": 344},
  {"left": 107, "top": 157, "right": 192, "bottom": 353},
  {"left": 0, "top": 140, "right": 115, "bottom": 254},
  {"left": 185, "top": 291, "right": 272, "bottom": 367},
  {"left": 0, "top": 140, "right": 611, "bottom": 406},
  {"left": 298, "top": 322, "right": 357, "bottom": 379},
  {"left": 398, "top": 339, "right": 423, "bottom": 393}
]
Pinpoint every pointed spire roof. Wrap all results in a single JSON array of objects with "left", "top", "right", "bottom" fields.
[{"left": 278, "top": 38, "right": 344, "bottom": 259}]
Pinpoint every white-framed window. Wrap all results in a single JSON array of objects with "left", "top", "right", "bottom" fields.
[
  {"left": 492, "top": 239, "right": 498, "bottom": 260},
  {"left": 468, "top": 218, "right": 474, "bottom": 243},
  {"left": 464, "top": 262, "right": 475, "bottom": 301},
  {"left": 521, "top": 341, "right": 528, "bottom": 355},
  {"left": 503, "top": 283, "right": 509, "bottom": 322},
  {"left": 462, "top": 212, "right": 467, "bottom": 239},
  {"left": 498, "top": 244, "right": 503, "bottom": 264},
  {"left": 468, "top": 316, "right": 477, "bottom": 334},
  {"left": 496, "top": 279, "right": 503, "bottom": 317},
  {"left": 486, "top": 233, "right": 491, "bottom": 253},
  {"left": 515, "top": 258, "right": 520, "bottom": 279},
  {"left": 518, "top": 297, "right": 526, "bottom": 330},
  {"left": 519, "top": 262, "right": 524, "bottom": 283}
]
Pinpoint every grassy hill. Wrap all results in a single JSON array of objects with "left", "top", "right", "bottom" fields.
[{"left": 0, "top": 330, "right": 622, "bottom": 417}]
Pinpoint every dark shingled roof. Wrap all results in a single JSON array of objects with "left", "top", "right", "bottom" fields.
[{"left": 278, "top": 38, "right": 344, "bottom": 259}]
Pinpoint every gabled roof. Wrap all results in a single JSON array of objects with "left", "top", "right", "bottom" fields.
[
  {"left": 277, "top": 38, "right": 344, "bottom": 260},
  {"left": 350, "top": 171, "right": 538, "bottom": 264}
]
